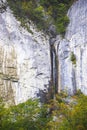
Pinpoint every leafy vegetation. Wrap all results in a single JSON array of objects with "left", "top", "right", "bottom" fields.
[
  {"left": 40, "top": 0, "right": 75, "bottom": 35},
  {"left": 1, "top": 91, "right": 87, "bottom": 130},
  {"left": 7, "top": 0, "right": 48, "bottom": 32},
  {"left": 7, "top": 0, "right": 75, "bottom": 36},
  {"left": 70, "top": 52, "right": 76, "bottom": 64}
]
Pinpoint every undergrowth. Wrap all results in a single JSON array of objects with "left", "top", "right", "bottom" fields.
[{"left": 1, "top": 90, "right": 87, "bottom": 130}]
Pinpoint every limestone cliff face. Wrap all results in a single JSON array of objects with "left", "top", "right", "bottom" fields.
[
  {"left": 0, "top": 3, "right": 51, "bottom": 104},
  {"left": 57, "top": 0, "right": 87, "bottom": 95},
  {"left": 1, "top": 0, "right": 87, "bottom": 105}
]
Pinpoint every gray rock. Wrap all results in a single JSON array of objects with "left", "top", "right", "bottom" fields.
[
  {"left": 57, "top": 0, "right": 87, "bottom": 95},
  {"left": 0, "top": 7, "right": 51, "bottom": 104},
  {"left": 49, "top": 25, "right": 57, "bottom": 37}
]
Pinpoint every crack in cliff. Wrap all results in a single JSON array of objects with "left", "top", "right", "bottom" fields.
[
  {"left": 50, "top": 43, "right": 58, "bottom": 93},
  {"left": 49, "top": 37, "right": 59, "bottom": 97},
  {"left": 72, "top": 67, "right": 77, "bottom": 94},
  {"left": 48, "top": 24, "right": 62, "bottom": 99}
]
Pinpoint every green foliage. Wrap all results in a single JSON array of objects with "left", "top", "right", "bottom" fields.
[
  {"left": 7, "top": 0, "right": 75, "bottom": 35},
  {"left": 7, "top": 0, "right": 48, "bottom": 32},
  {"left": 63, "top": 94, "right": 87, "bottom": 130},
  {"left": 75, "top": 89, "right": 83, "bottom": 97},
  {"left": 70, "top": 52, "right": 76, "bottom": 64},
  {"left": 0, "top": 99, "right": 51, "bottom": 130},
  {"left": 1, "top": 92, "right": 87, "bottom": 130},
  {"left": 40, "top": 0, "right": 75, "bottom": 36},
  {"left": 55, "top": 15, "right": 69, "bottom": 36}
]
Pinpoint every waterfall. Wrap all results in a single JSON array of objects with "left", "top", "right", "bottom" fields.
[
  {"left": 49, "top": 37, "right": 58, "bottom": 97},
  {"left": 48, "top": 23, "right": 62, "bottom": 99}
]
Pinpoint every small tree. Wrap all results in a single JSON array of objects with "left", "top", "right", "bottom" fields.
[{"left": 70, "top": 52, "right": 76, "bottom": 65}]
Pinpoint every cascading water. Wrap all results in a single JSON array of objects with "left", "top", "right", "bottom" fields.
[
  {"left": 49, "top": 36, "right": 58, "bottom": 97},
  {"left": 48, "top": 24, "right": 61, "bottom": 97}
]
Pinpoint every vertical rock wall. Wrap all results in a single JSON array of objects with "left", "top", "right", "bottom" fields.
[
  {"left": 1, "top": 0, "right": 87, "bottom": 105},
  {"left": 57, "top": 0, "right": 87, "bottom": 95},
  {"left": 0, "top": 6, "right": 51, "bottom": 104}
]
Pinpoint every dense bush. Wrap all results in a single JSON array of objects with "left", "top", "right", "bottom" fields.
[
  {"left": 7, "top": 0, "right": 48, "bottom": 32},
  {"left": 0, "top": 99, "right": 51, "bottom": 130},
  {"left": 70, "top": 52, "right": 76, "bottom": 64},
  {"left": 40, "top": 0, "right": 75, "bottom": 35},
  {"left": 7, "top": 0, "right": 75, "bottom": 36},
  {"left": 1, "top": 92, "right": 87, "bottom": 130},
  {"left": 58, "top": 94, "right": 87, "bottom": 130}
]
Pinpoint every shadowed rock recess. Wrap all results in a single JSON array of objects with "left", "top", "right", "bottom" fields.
[{"left": 0, "top": 0, "right": 87, "bottom": 104}]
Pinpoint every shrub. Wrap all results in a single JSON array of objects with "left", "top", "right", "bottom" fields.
[
  {"left": 7, "top": 0, "right": 75, "bottom": 36},
  {"left": 1, "top": 92, "right": 87, "bottom": 130},
  {"left": 40, "top": 0, "right": 75, "bottom": 36},
  {"left": 70, "top": 52, "right": 76, "bottom": 64}
]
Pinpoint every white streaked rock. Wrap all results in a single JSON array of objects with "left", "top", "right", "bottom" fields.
[
  {"left": 0, "top": 7, "right": 51, "bottom": 104},
  {"left": 58, "top": 0, "right": 87, "bottom": 95}
]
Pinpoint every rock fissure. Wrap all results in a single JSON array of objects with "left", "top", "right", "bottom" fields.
[{"left": 49, "top": 37, "right": 59, "bottom": 96}]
